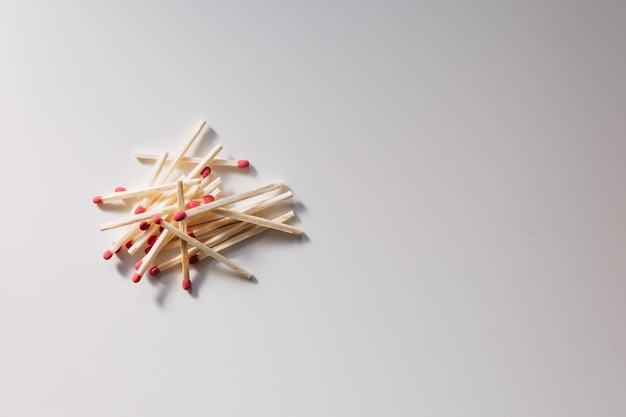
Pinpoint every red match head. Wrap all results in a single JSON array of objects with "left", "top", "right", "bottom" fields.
[
  {"left": 114, "top": 186, "right": 126, "bottom": 192},
  {"left": 237, "top": 159, "right": 249, "bottom": 168},
  {"left": 173, "top": 211, "right": 187, "bottom": 221},
  {"left": 139, "top": 221, "right": 150, "bottom": 230},
  {"left": 152, "top": 215, "right": 163, "bottom": 225},
  {"left": 92, "top": 196, "right": 103, "bottom": 204},
  {"left": 202, "top": 195, "right": 215, "bottom": 204},
  {"left": 187, "top": 200, "right": 201, "bottom": 209},
  {"left": 102, "top": 249, "right": 113, "bottom": 260},
  {"left": 125, "top": 240, "right": 134, "bottom": 249},
  {"left": 182, "top": 280, "right": 192, "bottom": 291},
  {"left": 187, "top": 230, "right": 195, "bottom": 238},
  {"left": 134, "top": 260, "right": 142, "bottom": 270},
  {"left": 132, "top": 273, "right": 142, "bottom": 283},
  {"left": 200, "top": 166, "right": 211, "bottom": 178},
  {"left": 134, "top": 205, "right": 146, "bottom": 214},
  {"left": 144, "top": 246, "right": 151, "bottom": 254},
  {"left": 147, "top": 235, "right": 158, "bottom": 246},
  {"left": 149, "top": 266, "right": 160, "bottom": 276},
  {"left": 189, "top": 254, "right": 199, "bottom": 264}
]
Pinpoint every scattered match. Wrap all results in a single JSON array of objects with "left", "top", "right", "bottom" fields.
[{"left": 93, "top": 120, "right": 302, "bottom": 293}]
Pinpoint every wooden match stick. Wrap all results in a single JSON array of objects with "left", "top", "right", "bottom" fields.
[
  {"left": 93, "top": 178, "right": 202, "bottom": 205},
  {"left": 172, "top": 189, "right": 292, "bottom": 249},
  {"left": 186, "top": 144, "right": 223, "bottom": 178},
  {"left": 152, "top": 215, "right": 253, "bottom": 279},
  {"left": 147, "top": 152, "right": 170, "bottom": 187},
  {"left": 132, "top": 228, "right": 174, "bottom": 282},
  {"left": 127, "top": 222, "right": 160, "bottom": 255},
  {"left": 99, "top": 204, "right": 177, "bottom": 231},
  {"left": 180, "top": 190, "right": 294, "bottom": 244},
  {"left": 211, "top": 211, "right": 296, "bottom": 251},
  {"left": 174, "top": 182, "right": 284, "bottom": 222},
  {"left": 102, "top": 224, "right": 139, "bottom": 259},
  {"left": 152, "top": 211, "right": 295, "bottom": 274},
  {"left": 103, "top": 151, "right": 173, "bottom": 256},
  {"left": 155, "top": 120, "right": 207, "bottom": 184},
  {"left": 214, "top": 208, "right": 302, "bottom": 235},
  {"left": 135, "top": 152, "right": 250, "bottom": 168},
  {"left": 99, "top": 175, "right": 223, "bottom": 231},
  {"left": 155, "top": 221, "right": 259, "bottom": 273},
  {"left": 176, "top": 180, "right": 191, "bottom": 290},
  {"left": 129, "top": 173, "right": 220, "bottom": 223},
  {"left": 132, "top": 151, "right": 170, "bottom": 214}
]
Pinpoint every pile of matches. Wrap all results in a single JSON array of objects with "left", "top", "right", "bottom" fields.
[{"left": 93, "top": 120, "right": 302, "bottom": 291}]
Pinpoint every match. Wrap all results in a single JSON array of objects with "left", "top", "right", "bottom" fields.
[
  {"left": 153, "top": 215, "right": 253, "bottom": 279},
  {"left": 94, "top": 120, "right": 301, "bottom": 293},
  {"left": 135, "top": 152, "right": 250, "bottom": 168}
]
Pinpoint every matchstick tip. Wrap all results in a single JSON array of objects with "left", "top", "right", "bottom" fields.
[
  {"left": 144, "top": 246, "right": 151, "bottom": 254},
  {"left": 139, "top": 221, "right": 150, "bottom": 230},
  {"left": 134, "top": 205, "right": 146, "bottom": 214},
  {"left": 182, "top": 279, "right": 192, "bottom": 291},
  {"left": 152, "top": 215, "right": 163, "bottom": 225},
  {"left": 134, "top": 260, "right": 142, "bottom": 270},
  {"left": 200, "top": 166, "right": 211, "bottom": 178},
  {"left": 149, "top": 266, "right": 160, "bottom": 276},
  {"left": 102, "top": 250, "right": 113, "bottom": 260},
  {"left": 187, "top": 230, "right": 195, "bottom": 238},
  {"left": 147, "top": 235, "right": 158, "bottom": 246},
  {"left": 187, "top": 200, "right": 201, "bottom": 209},
  {"left": 173, "top": 211, "right": 187, "bottom": 221},
  {"left": 114, "top": 186, "right": 126, "bottom": 192},
  {"left": 202, "top": 195, "right": 215, "bottom": 203},
  {"left": 92, "top": 196, "right": 103, "bottom": 204},
  {"left": 125, "top": 240, "right": 134, "bottom": 249},
  {"left": 132, "top": 273, "right": 142, "bottom": 283},
  {"left": 189, "top": 254, "right": 199, "bottom": 264},
  {"left": 237, "top": 159, "right": 249, "bottom": 168}
]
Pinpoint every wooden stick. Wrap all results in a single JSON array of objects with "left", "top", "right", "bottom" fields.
[
  {"left": 99, "top": 204, "right": 178, "bottom": 231},
  {"left": 183, "top": 193, "right": 294, "bottom": 248},
  {"left": 148, "top": 152, "right": 171, "bottom": 186},
  {"left": 156, "top": 120, "right": 207, "bottom": 184},
  {"left": 153, "top": 211, "right": 295, "bottom": 274},
  {"left": 127, "top": 222, "right": 160, "bottom": 255},
  {"left": 131, "top": 151, "right": 171, "bottom": 214},
  {"left": 99, "top": 176, "right": 222, "bottom": 231},
  {"left": 102, "top": 224, "right": 139, "bottom": 259},
  {"left": 212, "top": 211, "right": 296, "bottom": 251},
  {"left": 179, "top": 190, "right": 294, "bottom": 244},
  {"left": 135, "top": 152, "right": 249, "bottom": 168},
  {"left": 177, "top": 180, "right": 191, "bottom": 290},
  {"left": 129, "top": 173, "right": 219, "bottom": 224},
  {"left": 186, "top": 144, "right": 223, "bottom": 178},
  {"left": 132, "top": 228, "right": 174, "bottom": 282},
  {"left": 153, "top": 216, "right": 253, "bottom": 279},
  {"left": 93, "top": 178, "right": 202, "bottom": 205},
  {"left": 177, "top": 182, "right": 284, "bottom": 221},
  {"left": 103, "top": 151, "right": 172, "bottom": 256},
  {"left": 214, "top": 208, "right": 302, "bottom": 234}
]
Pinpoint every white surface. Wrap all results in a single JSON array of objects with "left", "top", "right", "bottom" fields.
[{"left": 1, "top": 1, "right": 625, "bottom": 416}]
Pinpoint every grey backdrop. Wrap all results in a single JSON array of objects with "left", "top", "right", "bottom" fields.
[{"left": 1, "top": 1, "right": 625, "bottom": 416}]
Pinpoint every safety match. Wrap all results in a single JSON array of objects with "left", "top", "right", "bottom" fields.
[
  {"left": 152, "top": 211, "right": 295, "bottom": 274},
  {"left": 152, "top": 215, "right": 253, "bottom": 279},
  {"left": 176, "top": 180, "right": 191, "bottom": 290},
  {"left": 174, "top": 182, "right": 284, "bottom": 222},
  {"left": 92, "top": 178, "right": 202, "bottom": 205},
  {"left": 214, "top": 208, "right": 302, "bottom": 235},
  {"left": 135, "top": 152, "right": 250, "bottom": 168}
]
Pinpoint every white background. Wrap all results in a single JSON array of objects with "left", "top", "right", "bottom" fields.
[{"left": 1, "top": 1, "right": 625, "bottom": 416}]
